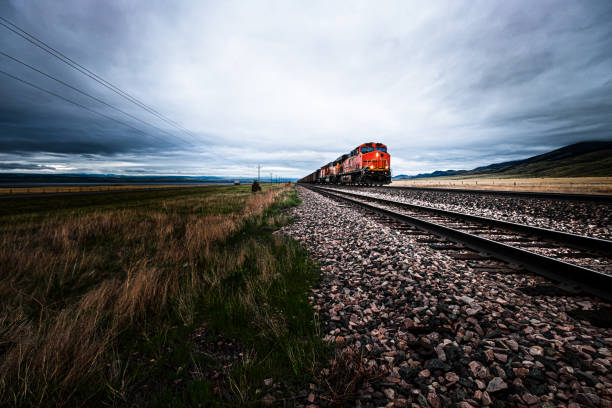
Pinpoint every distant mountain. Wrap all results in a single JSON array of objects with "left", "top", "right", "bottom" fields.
[{"left": 393, "top": 141, "right": 612, "bottom": 179}]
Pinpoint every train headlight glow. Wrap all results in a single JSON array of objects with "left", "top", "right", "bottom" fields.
[
  {"left": 370, "top": 165, "right": 374, "bottom": 169},
  {"left": 385, "top": 166, "right": 389, "bottom": 169}
]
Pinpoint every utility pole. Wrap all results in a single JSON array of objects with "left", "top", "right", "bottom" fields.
[{"left": 257, "top": 165, "right": 260, "bottom": 181}]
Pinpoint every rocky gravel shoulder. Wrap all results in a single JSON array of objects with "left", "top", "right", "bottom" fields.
[
  {"left": 280, "top": 186, "right": 612, "bottom": 407},
  {"left": 327, "top": 186, "right": 611, "bottom": 240}
]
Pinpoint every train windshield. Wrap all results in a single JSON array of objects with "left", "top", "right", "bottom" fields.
[
  {"left": 375, "top": 147, "right": 387, "bottom": 152},
  {"left": 360, "top": 146, "right": 374, "bottom": 153}
]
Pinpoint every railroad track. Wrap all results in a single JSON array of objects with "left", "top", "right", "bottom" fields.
[{"left": 305, "top": 185, "right": 612, "bottom": 301}]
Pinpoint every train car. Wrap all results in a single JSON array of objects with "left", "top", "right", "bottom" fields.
[
  {"left": 299, "top": 142, "right": 391, "bottom": 185},
  {"left": 298, "top": 170, "right": 318, "bottom": 184},
  {"left": 328, "top": 156, "right": 345, "bottom": 183},
  {"left": 342, "top": 142, "right": 391, "bottom": 185},
  {"left": 321, "top": 162, "right": 334, "bottom": 184}
]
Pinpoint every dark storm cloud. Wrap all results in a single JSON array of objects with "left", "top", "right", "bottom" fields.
[
  {"left": 0, "top": 0, "right": 190, "bottom": 159},
  {"left": 0, "top": 0, "right": 611, "bottom": 176},
  {"left": 0, "top": 103, "right": 178, "bottom": 155},
  {"left": 487, "top": 78, "right": 612, "bottom": 149},
  {"left": 0, "top": 162, "right": 55, "bottom": 170}
]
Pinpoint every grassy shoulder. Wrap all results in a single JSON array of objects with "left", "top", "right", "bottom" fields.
[{"left": 0, "top": 184, "right": 328, "bottom": 407}]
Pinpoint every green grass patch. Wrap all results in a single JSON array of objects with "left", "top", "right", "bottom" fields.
[{"left": 122, "top": 188, "right": 327, "bottom": 407}]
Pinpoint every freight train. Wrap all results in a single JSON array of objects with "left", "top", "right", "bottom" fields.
[{"left": 298, "top": 142, "right": 391, "bottom": 185}]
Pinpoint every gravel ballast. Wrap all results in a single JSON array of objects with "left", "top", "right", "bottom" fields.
[
  {"left": 318, "top": 188, "right": 612, "bottom": 276},
  {"left": 323, "top": 186, "right": 611, "bottom": 240},
  {"left": 280, "top": 186, "right": 612, "bottom": 407}
]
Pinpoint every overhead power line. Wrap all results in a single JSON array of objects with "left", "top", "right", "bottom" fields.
[
  {"left": 0, "top": 15, "right": 197, "bottom": 140},
  {"left": 0, "top": 68, "right": 182, "bottom": 147},
  {"left": 0, "top": 50, "right": 191, "bottom": 146}
]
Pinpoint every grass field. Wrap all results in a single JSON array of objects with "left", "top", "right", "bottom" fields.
[
  {"left": 390, "top": 176, "right": 612, "bottom": 194},
  {"left": 0, "top": 184, "right": 220, "bottom": 195},
  {"left": 0, "top": 184, "right": 331, "bottom": 407}
]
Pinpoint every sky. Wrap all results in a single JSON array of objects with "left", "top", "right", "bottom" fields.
[{"left": 1, "top": 0, "right": 611, "bottom": 178}]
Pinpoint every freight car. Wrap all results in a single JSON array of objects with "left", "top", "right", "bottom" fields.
[{"left": 298, "top": 142, "right": 391, "bottom": 185}]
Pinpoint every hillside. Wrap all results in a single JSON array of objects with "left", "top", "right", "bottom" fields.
[{"left": 395, "top": 141, "right": 612, "bottom": 179}]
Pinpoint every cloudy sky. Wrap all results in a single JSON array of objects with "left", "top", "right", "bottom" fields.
[{"left": 1, "top": 1, "right": 611, "bottom": 178}]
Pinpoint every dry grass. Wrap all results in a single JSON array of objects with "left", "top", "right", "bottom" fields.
[
  {"left": 318, "top": 346, "right": 386, "bottom": 405},
  {"left": 0, "top": 185, "right": 289, "bottom": 406},
  {"left": 391, "top": 176, "right": 612, "bottom": 194}
]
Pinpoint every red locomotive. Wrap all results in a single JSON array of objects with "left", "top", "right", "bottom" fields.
[{"left": 298, "top": 142, "right": 391, "bottom": 185}]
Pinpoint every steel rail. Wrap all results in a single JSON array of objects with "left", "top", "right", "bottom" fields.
[
  {"left": 317, "top": 187, "right": 612, "bottom": 253},
  {"left": 305, "top": 185, "right": 612, "bottom": 302},
  {"left": 382, "top": 185, "right": 612, "bottom": 203}
]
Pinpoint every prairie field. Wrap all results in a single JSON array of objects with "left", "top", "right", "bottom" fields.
[
  {"left": 391, "top": 176, "right": 612, "bottom": 194},
  {"left": 0, "top": 184, "right": 328, "bottom": 407},
  {"left": 0, "top": 184, "right": 213, "bottom": 195}
]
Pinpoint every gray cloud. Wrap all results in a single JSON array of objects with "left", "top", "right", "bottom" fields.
[
  {"left": 1, "top": 0, "right": 611, "bottom": 177},
  {"left": 0, "top": 162, "right": 55, "bottom": 170}
]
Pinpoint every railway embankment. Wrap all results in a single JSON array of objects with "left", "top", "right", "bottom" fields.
[{"left": 281, "top": 186, "right": 612, "bottom": 407}]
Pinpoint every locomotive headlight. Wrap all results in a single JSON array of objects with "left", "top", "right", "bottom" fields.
[
  {"left": 376, "top": 152, "right": 379, "bottom": 157},
  {"left": 385, "top": 166, "right": 389, "bottom": 169},
  {"left": 370, "top": 165, "right": 374, "bottom": 169}
]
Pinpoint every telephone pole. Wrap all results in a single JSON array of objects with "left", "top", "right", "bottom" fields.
[{"left": 257, "top": 164, "right": 260, "bottom": 181}]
